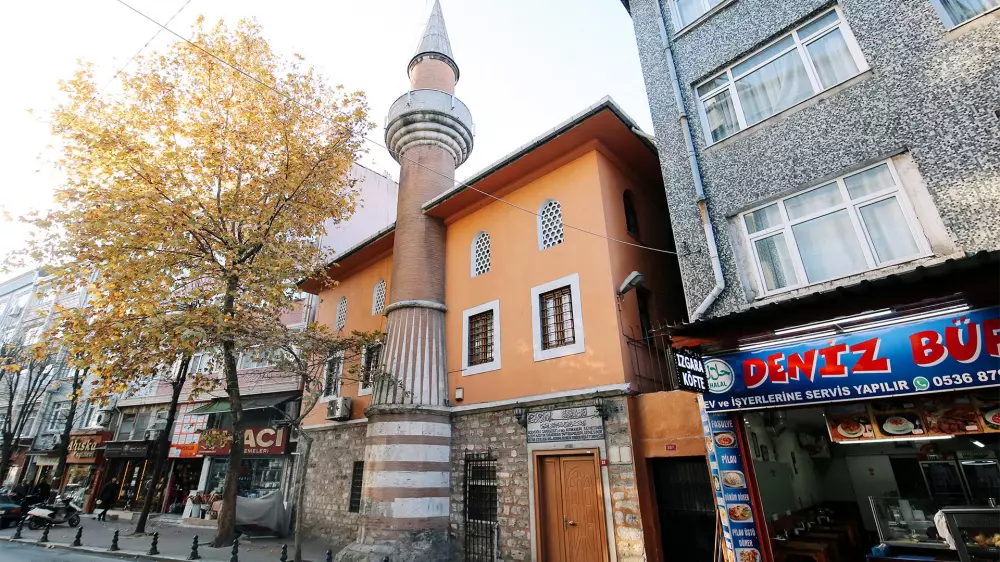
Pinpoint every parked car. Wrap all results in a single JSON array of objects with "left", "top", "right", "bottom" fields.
[{"left": 0, "top": 497, "right": 23, "bottom": 529}]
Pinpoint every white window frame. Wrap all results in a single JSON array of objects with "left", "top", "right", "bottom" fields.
[
  {"left": 461, "top": 300, "right": 502, "bottom": 376},
  {"left": 47, "top": 401, "right": 69, "bottom": 431},
  {"left": 695, "top": 7, "right": 868, "bottom": 145},
  {"left": 669, "top": 0, "right": 725, "bottom": 30},
  {"left": 7, "top": 291, "right": 30, "bottom": 318},
  {"left": 530, "top": 273, "right": 586, "bottom": 362},
  {"left": 929, "top": 0, "right": 1000, "bottom": 28},
  {"left": 320, "top": 351, "right": 345, "bottom": 402},
  {"left": 358, "top": 343, "right": 381, "bottom": 397},
  {"left": 470, "top": 231, "right": 491, "bottom": 278},
  {"left": 740, "top": 159, "right": 931, "bottom": 297}
]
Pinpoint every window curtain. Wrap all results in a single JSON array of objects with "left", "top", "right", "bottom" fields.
[
  {"left": 806, "top": 29, "right": 859, "bottom": 88},
  {"left": 736, "top": 50, "right": 814, "bottom": 125},
  {"left": 940, "top": 0, "right": 998, "bottom": 24},
  {"left": 791, "top": 210, "right": 867, "bottom": 282},
  {"left": 859, "top": 198, "right": 919, "bottom": 263}
]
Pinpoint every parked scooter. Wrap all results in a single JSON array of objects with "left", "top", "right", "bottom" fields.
[{"left": 26, "top": 496, "right": 81, "bottom": 529}]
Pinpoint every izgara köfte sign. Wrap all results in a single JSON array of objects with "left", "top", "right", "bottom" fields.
[{"left": 704, "top": 307, "right": 1000, "bottom": 412}]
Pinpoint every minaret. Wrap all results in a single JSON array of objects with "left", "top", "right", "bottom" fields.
[{"left": 336, "top": 2, "right": 473, "bottom": 560}]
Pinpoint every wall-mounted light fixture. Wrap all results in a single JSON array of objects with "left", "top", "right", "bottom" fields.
[
  {"left": 455, "top": 387, "right": 464, "bottom": 402},
  {"left": 513, "top": 404, "right": 528, "bottom": 428},
  {"left": 593, "top": 395, "right": 610, "bottom": 420}
]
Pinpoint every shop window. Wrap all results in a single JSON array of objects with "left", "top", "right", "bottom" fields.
[
  {"left": 349, "top": 461, "right": 364, "bottom": 513},
  {"left": 207, "top": 458, "right": 286, "bottom": 498}
]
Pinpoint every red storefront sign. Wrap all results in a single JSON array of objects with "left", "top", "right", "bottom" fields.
[
  {"left": 197, "top": 427, "right": 288, "bottom": 456},
  {"left": 66, "top": 432, "right": 111, "bottom": 463}
]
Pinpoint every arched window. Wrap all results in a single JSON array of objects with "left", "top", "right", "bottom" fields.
[
  {"left": 537, "top": 199, "right": 564, "bottom": 250},
  {"left": 335, "top": 296, "right": 348, "bottom": 330},
  {"left": 471, "top": 232, "right": 491, "bottom": 277},
  {"left": 623, "top": 190, "right": 640, "bottom": 236},
  {"left": 371, "top": 279, "right": 387, "bottom": 316}
]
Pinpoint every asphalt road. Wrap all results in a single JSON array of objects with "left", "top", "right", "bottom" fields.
[{"left": 0, "top": 541, "right": 120, "bottom": 561}]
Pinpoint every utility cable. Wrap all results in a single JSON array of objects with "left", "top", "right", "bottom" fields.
[{"left": 111, "top": 0, "right": 678, "bottom": 256}]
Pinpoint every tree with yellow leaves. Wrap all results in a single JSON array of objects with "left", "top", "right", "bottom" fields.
[{"left": 21, "top": 17, "right": 371, "bottom": 546}]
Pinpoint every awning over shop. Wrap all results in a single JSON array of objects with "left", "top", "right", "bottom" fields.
[{"left": 187, "top": 392, "right": 297, "bottom": 415}]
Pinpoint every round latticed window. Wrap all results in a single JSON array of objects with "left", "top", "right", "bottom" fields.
[
  {"left": 538, "top": 199, "right": 565, "bottom": 250},
  {"left": 335, "top": 296, "right": 348, "bottom": 330},
  {"left": 472, "top": 232, "right": 491, "bottom": 277},
  {"left": 371, "top": 279, "right": 387, "bottom": 316}
]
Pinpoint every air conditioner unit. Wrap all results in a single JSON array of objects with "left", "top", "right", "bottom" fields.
[
  {"left": 94, "top": 410, "right": 114, "bottom": 427},
  {"left": 326, "top": 397, "right": 352, "bottom": 421},
  {"left": 145, "top": 429, "right": 163, "bottom": 442}
]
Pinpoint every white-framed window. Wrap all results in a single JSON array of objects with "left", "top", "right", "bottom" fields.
[
  {"left": 22, "top": 326, "right": 43, "bottom": 345},
  {"left": 7, "top": 291, "right": 30, "bottom": 318},
  {"left": 740, "top": 159, "right": 929, "bottom": 296},
  {"left": 696, "top": 7, "right": 868, "bottom": 144},
  {"left": 471, "top": 232, "right": 491, "bottom": 277},
  {"left": 321, "top": 351, "right": 344, "bottom": 401},
  {"left": 186, "top": 352, "right": 217, "bottom": 376},
  {"left": 530, "top": 273, "right": 586, "bottom": 362},
  {"left": 358, "top": 342, "right": 382, "bottom": 396},
  {"left": 335, "top": 297, "right": 348, "bottom": 330},
  {"left": 537, "top": 199, "right": 565, "bottom": 250},
  {"left": 237, "top": 348, "right": 279, "bottom": 370},
  {"left": 461, "top": 300, "right": 501, "bottom": 376},
  {"left": 930, "top": 0, "right": 999, "bottom": 27},
  {"left": 670, "top": 0, "right": 726, "bottom": 29},
  {"left": 47, "top": 401, "right": 69, "bottom": 431},
  {"left": 371, "top": 280, "right": 387, "bottom": 316}
]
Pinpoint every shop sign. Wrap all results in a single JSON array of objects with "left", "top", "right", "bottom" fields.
[
  {"left": 671, "top": 348, "right": 708, "bottom": 393},
  {"left": 105, "top": 441, "right": 151, "bottom": 458},
  {"left": 197, "top": 427, "right": 288, "bottom": 456},
  {"left": 526, "top": 406, "right": 605, "bottom": 444},
  {"left": 704, "top": 307, "right": 1000, "bottom": 412},
  {"left": 698, "top": 396, "right": 765, "bottom": 562},
  {"left": 66, "top": 432, "right": 110, "bottom": 463},
  {"left": 169, "top": 444, "right": 201, "bottom": 459}
]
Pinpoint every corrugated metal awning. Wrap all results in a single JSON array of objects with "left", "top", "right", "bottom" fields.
[{"left": 187, "top": 393, "right": 296, "bottom": 415}]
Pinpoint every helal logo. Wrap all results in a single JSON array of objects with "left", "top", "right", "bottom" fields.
[{"left": 705, "top": 359, "right": 735, "bottom": 394}]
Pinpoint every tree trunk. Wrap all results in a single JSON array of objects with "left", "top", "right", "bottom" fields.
[
  {"left": 49, "top": 367, "right": 85, "bottom": 502},
  {"left": 213, "top": 275, "right": 244, "bottom": 548},
  {"left": 135, "top": 357, "right": 189, "bottom": 534},
  {"left": 292, "top": 430, "right": 312, "bottom": 562},
  {"left": 0, "top": 431, "right": 13, "bottom": 489}
]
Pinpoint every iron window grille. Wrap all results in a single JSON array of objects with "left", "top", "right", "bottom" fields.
[
  {"left": 539, "top": 286, "right": 575, "bottom": 350},
  {"left": 348, "top": 460, "right": 364, "bottom": 513},
  {"left": 371, "top": 280, "right": 386, "bottom": 316},
  {"left": 361, "top": 342, "right": 382, "bottom": 391},
  {"left": 467, "top": 310, "right": 495, "bottom": 366},
  {"left": 464, "top": 450, "right": 498, "bottom": 562}
]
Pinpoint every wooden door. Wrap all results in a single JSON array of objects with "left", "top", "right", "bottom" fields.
[{"left": 536, "top": 452, "right": 608, "bottom": 562}]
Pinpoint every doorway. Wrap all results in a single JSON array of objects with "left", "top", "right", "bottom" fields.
[
  {"left": 534, "top": 450, "right": 609, "bottom": 562},
  {"left": 651, "top": 457, "right": 716, "bottom": 562}
]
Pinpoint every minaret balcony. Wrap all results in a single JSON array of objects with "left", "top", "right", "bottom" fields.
[{"left": 385, "top": 88, "right": 474, "bottom": 167}]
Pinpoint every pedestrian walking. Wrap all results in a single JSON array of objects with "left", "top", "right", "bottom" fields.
[{"left": 96, "top": 477, "right": 119, "bottom": 522}]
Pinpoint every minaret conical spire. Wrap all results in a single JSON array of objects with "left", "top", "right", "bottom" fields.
[{"left": 408, "top": 0, "right": 460, "bottom": 82}]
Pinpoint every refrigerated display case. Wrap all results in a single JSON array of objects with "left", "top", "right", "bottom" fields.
[
  {"left": 941, "top": 507, "right": 1000, "bottom": 562},
  {"left": 922, "top": 461, "right": 971, "bottom": 505},
  {"left": 870, "top": 496, "right": 949, "bottom": 549}
]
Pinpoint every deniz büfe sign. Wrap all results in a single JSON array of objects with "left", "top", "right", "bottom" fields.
[
  {"left": 703, "top": 307, "right": 1000, "bottom": 412},
  {"left": 672, "top": 348, "right": 708, "bottom": 393},
  {"left": 197, "top": 426, "right": 288, "bottom": 456}
]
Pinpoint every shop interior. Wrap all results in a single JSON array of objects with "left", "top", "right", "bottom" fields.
[{"left": 738, "top": 391, "right": 1000, "bottom": 561}]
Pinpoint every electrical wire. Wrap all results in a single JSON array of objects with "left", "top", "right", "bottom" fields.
[{"left": 111, "top": 0, "right": 679, "bottom": 257}]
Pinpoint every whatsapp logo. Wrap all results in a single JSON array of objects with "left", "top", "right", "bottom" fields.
[
  {"left": 913, "top": 376, "right": 930, "bottom": 391},
  {"left": 706, "top": 359, "right": 735, "bottom": 394}
]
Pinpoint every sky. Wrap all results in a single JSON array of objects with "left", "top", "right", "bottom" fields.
[{"left": 0, "top": 0, "right": 653, "bottom": 268}]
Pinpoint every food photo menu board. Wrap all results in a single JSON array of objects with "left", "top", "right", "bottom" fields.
[
  {"left": 826, "top": 393, "right": 1000, "bottom": 443},
  {"left": 699, "top": 396, "right": 765, "bottom": 562}
]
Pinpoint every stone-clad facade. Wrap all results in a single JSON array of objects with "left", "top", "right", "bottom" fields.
[
  {"left": 301, "top": 423, "right": 368, "bottom": 548},
  {"left": 623, "top": 0, "right": 1000, "bottom": 319}
]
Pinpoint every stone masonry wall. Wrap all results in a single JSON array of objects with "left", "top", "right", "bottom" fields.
[
  {"left": 300, "top": 423, "right": 367, "bottom": 547},
  {"left": 450, "top": 408, "right": 531, "bottom": 561},
  {"left": 604, "top": 397, "right": 645, "bottom": 562}
]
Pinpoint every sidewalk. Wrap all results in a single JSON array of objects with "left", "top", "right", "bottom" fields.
[{"left": 0, "top": 515, "right": 341, "bottom": 562}]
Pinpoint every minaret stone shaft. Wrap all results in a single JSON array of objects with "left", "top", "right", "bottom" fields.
[{"left": 336, "top": 2, "right": 472, "bottom": 561}]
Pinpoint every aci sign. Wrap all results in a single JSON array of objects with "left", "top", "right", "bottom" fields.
[
  {"left": 672, "top": 348, "right": 708, "bottom": 393},
  {"left": 703, "top": 307, "right": 1000, "bottom": 412}
]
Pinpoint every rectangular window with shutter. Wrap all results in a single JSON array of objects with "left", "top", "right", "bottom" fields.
[
  {"left": 349, "top": 461, "right": 364, "bottom": 513},
  {"left": 539, "top": 286, "right": 574, "bottom": 350}
]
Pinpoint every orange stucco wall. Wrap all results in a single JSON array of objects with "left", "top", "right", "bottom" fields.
[
  {"left": 302, "top": 254, "right": 393, "bottom": 425},
  {"left": 442, "top": 150, "right": 628, "bottom": 405}
]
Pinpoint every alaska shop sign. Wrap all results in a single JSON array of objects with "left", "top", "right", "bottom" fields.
[
  {"left": 197, "top": 427, "right": 288, "bottom": 456},
  {"left": 704, "top": 307, "right": 1000, "bottom": 412}
]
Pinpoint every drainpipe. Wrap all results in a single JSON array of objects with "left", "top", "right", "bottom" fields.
[{"left": 650, "top": 0, "right": 724, "bottom": 322}]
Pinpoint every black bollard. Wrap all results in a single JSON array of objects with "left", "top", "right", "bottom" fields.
[
  {"left": 12, "top": 518, "right": 23, "bottom": 539},
  {"left": 326, "top": 549, "right": 333, "bottom": 562},
  {"left": 279, "top": 544, "right": 288, "bottom": 562},
  {"left": 148, "top": 531, "right": 160, "bottom": 555},
  {"left": 72, "top": 525, "right": 83, "bottom": 546},
  {"left": 230, "top": 537, "right": 239, "bottom": 562},
  {"left": 109, "top": 529, "right": 120, "bottom": 551},
  {"left": 39, "top": 523, "right": 50, "bottom": 543},
  {"left": 188, "top": 535, "right": 201, "bottom": 560}
]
